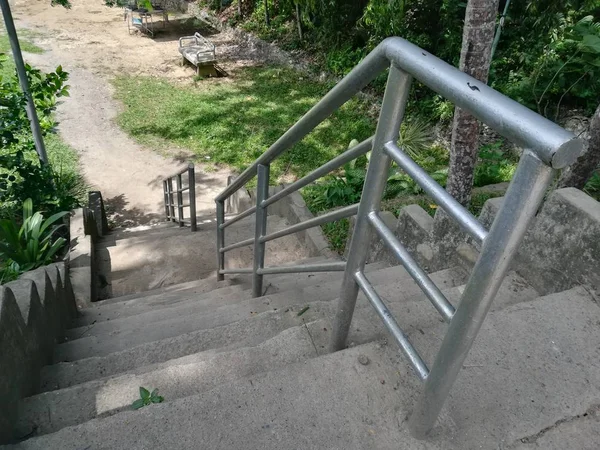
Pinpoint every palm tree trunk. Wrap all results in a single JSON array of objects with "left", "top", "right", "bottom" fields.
[
  {"left": 558, "top": 104, "right": 600, "bottom": 190},
  {"left": 445, "top": 0, "right": 499, "bottom": 206}
]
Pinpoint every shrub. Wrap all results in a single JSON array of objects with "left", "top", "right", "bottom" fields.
[
  {"left": 0, "top": 198, "right": 68, "bottom": 281},
  {"left": 0, "top": 54, "right": 84, "bottom": 219}
]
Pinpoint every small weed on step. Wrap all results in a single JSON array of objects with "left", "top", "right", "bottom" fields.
[{"left": 132, "top": 387, "right": 164, "bottom": 410}]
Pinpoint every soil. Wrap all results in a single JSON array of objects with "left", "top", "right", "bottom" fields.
[{"left": 10, "top": 0, "right": 299, "bottom": 226}]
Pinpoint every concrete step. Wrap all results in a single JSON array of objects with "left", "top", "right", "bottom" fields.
[
  {"left": 69, "top": 260, "right": 386, "bottom": 331},
  {"left": 13, "top": 287, "right": 600, "bottom": 449},
  {"left": 43, "top": 266, "right": 466, "bottom": 390},
  {"left": 73, "top": 282, "right": 246, "bottom": 327},
  {"left": 18, "top": 320, "right": 326, "bottom": 436},
  {"left": 59, "top": 266, "right": 467, "bottom": 349},
  {"left": 97, "top": 213, "right": 314, "bottom": 297},
  {"left": 89, "top": 276, "right": 236, "bottom": 306},
  {"left": 22, "top": 273, "right": 534, "bottom": 435}
]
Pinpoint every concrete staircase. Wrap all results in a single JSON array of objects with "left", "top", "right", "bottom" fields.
[
  {"left": 96, "top": 214, "right": 314, "bottom": 298},
  {"left": 6, "top": 221, "right": 600, "bottom": 449}
]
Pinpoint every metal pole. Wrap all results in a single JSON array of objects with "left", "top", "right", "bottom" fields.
[
  {"left": 216, "top": 200, "right": 225, "bottom": 281},
  {"left": 491, "top": 0, "right": 511, "bottom": 60},
  {"left": 163, "top": 180, "right": 170, "bottom": 219},
  {"left": 252, "top": 164, "right": 270, "bottom": 297},
  {"left": 188, "top": 164, "right": 197, "bottom": 232},
  {"left": 176, "top": 174, "right": 184, "bottom": 226},
  {"left": 167, "top": 178, "right": 175, "bottom": 222},
  {"left": 408, "top": 150, "right": 555, "bottom": 438},
  {"left": 0, "top": 0, "right": 47, "bottom": 165},
  {"left": 329, "top": 65, "right": 413, "bottom": 352},
  {"left": 264, "top": 0, "right": 270, "bottom": 26}
]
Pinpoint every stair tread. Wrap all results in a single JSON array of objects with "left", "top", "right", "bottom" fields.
[
  {"left": 19, "top": 320, "right": 327, "bottom": 435},
  {"left": 68, "top": 261, "right": 392, "bottom": 334},
  {"left": 14, "top": 287, "right": 600, "bottom": 449},
  {"left": 96, "top": 213, "right": 314, "bottom": 297},
  {"left": 45, "top": 266, "right": 469, "bottom": 390},
  {"left": 58, "top": 266, "right": 467, "bottom": 354}
]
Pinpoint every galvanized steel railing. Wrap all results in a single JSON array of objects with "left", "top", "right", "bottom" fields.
[
  {"left": 214, "top": 37, "right": 583, "bottom": 437},
  {"left": 163, "top": 163, "right": 197, "bottom": 232}
]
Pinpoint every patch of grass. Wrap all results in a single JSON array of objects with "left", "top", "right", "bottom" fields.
[
  {"left": 0, "top": 27, "right": 44, "bottom": 79},
  {"left": 112, "top": 67, "right": 375, "bottom": 181},
  {"left": 321, "top": 219, "right": 349, "bottom": 255},
  {"left": 45, "top": 133, "right": 80, "bottom": 174}
]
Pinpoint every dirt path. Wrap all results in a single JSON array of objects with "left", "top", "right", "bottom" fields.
[{"left": 10, "top": 0, "right": 262, "bottom": 226}]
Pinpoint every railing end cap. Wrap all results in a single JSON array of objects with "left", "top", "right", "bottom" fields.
[{"left": 552, "top": 137, "right": 585, "bottom": 169}]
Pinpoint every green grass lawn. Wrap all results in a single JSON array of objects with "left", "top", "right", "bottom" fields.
[
  {"left": 0, "top": 27, "right": 44, "bottom": 78},
  {"left": 113, "top": 66, "right": 376, "bottom": 181}
]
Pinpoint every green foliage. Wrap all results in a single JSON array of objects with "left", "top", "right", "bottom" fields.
[
  {"left": 497, "top": 13, "right": 600, "bottom": 119},
  {"left": 0, "top": 260, "right": 20, "bottom": 284},
  {"left": 473, "top": 141, "right": 517, "bottom": 187},
  {"left": 320, "top": 219, "right": 349, "bottom": 255},
  {"left": 583, "top": 171, "right": 600, "bottom": 200},
  {"left": 0, "top": 53, "right": 84, "bottom": 219},
  {"left": 205, "top": 1, "right": 600, "bottom": 122},
  {"left": 0, "top": 198, "right": 68, "bottom": 278},
  {"left": 132, "top": 387, "right": 164, "bottom": 410},
  {"left": 113, "top": 67, "right": 374, "bottom": 181}
]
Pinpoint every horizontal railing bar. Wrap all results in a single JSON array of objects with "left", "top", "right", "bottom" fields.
[
  {"left": 215, "top": 48, "right": 390, "bottom": 202},
  {"left": 219, "top": 237, "right": 254, "bottom": 253},
  {"left": 354, "top": 270, "right": 429, "bottom": 381},
  {"left": 220, "top": 206, "right": 257, "bottom": 229},
  {"left": 260, "top": 203, "right": 359, "bottom": 244},
  {"left": 219, "top": 268, "right": 253, "bottom": 274},
  {"left": 257, "top": 261, "right": 346, "bottom": 275},
  {"left": 262, "top": 137, "right": 374, "bottom": 208},
  {"left": 368, "top": 212, "right": 455, "bottom": 322},
  {"left": 384, "top": 141, "right": 488, "bottom": 244},
  {"left": 176, "top": 187, "right": 190, "bottom": 193},
  {"left": 179, "top": 203, "right": 191, "bottom": 208}
]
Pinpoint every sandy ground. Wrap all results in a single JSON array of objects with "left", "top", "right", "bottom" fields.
[{"left": 9, "top": 0, "right": 286, "bottom": 226}]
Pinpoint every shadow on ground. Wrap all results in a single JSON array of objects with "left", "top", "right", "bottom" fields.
[{"left": 104, "top": 194, "right": 163, "bottom": 227}]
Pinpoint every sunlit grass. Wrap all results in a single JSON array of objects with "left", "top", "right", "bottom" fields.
[{"left": 112, "top": 66, "right": 376, "bottom": 181}]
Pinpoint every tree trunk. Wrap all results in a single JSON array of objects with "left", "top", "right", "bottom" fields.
[
  {"left": 558, "top": 104, "right": 600, "bottom": 190},
  {"left": 444, "top": 0, "right": 499, "bottom": 206}
]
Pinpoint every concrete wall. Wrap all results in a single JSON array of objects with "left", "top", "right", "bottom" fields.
[
  {"left": 0, "top": 263, "right": 76, "bottom": 444},
  {"left": 362, "top": 188, "right": 599, "bottom": 299},
  {"left": 508, "top": 188, "right": 599, "bottom": 296},
  {"left": 68, "top": 208, "right": 98, "bottom": 309}
]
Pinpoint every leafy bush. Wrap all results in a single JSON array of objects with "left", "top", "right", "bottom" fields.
[
  {"left": 205, "top": 1, "right": 600, "bottom": 123},
  {"left": 497, "top": 14, "right": 600, "bottom": 119},
  {"left": 0, "top": 198, "right": 68, "bottom": 280},
  {"left": 473, "top": 141, "right": 517, "bottom": 187},
  {"left": 0, "top": 54, "right": 84, "bottom": 219},
  {"left": 583, "top": 171, "right": 600, "bottom": 200}
]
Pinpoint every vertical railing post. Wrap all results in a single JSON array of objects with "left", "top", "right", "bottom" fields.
[
  {"left": 329, "top": 65, "right": 413, "bottom": 352},
  {"left": 176, "top": 173, "right": 184, "bottom": 226},
  {"left": 252, "top": 164, "right": 270, "bottom": 297},
  {"left": 188, "top": 163, "right": 197, "bottom": 232},
  {"left": 216, "top": 200, "right": 225, "bottom": 281},
  {"left": 167, "top": 178, "right": 175, "bottom": 222},
  {"left": 408, "top": 150, "right": 555, "bottom": 438},
  {"left": 163, "top": 180, "right": 170, "bottom": 220}
]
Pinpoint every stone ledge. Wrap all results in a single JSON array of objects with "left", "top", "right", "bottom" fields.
[
  {"left": 68, "top": 208, "right": 98, "bottom": 309},
  {"left": 0, "top": 262, "right": 76, "bottom": 443}
]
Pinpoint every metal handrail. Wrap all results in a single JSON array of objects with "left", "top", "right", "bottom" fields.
[
  {"left": 213, "top": 36, "right": 583, "bottom": 438},
  {"left": 162, "top": 163, "right": 197, "bottom": 232}
]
